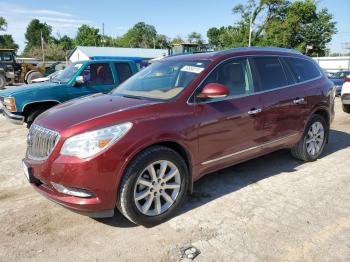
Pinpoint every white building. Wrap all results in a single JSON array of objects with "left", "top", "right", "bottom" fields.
[
  {"left": 313, "top": 56, "right": 350, "bottom": 72},
  {"left": 69, "top": 46, "right": 168, "bottom": 65}
]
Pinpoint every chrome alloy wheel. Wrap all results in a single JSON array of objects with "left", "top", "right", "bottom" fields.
[
  {"left": 306, "top": 121, "right": 325, "bottom": 156},
  {"left": 134, "top": 160, "right": 181, "bottom": 216}
]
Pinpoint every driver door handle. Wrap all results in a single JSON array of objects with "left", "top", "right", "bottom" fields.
[
  {"left": 293, "top": 97, "right": 305, "bottom": 104},
  {"left": 248, "top": 108, "right": 262, "bottom": 115}
]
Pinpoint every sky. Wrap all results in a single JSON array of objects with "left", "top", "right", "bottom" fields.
[{"left": 0, "top": 0, "right": 349, "bottom": 54}]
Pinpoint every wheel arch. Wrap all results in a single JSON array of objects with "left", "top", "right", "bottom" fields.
[
  {"left": 120, "top": 139, "right": 194, "bottom": 196},
  {"left": 22, "top": 100, "right": 60, "bottom": 121}
]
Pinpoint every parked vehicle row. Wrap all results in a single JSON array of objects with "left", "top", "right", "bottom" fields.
[
  {"left": 328, "top": 69, "right": 350, "bottom": 96},
  {"left": 14, "top": 47, "right": 335, "bottom": 226},
  {"left": 341, "top": 75, "right": 350, "bottom": 113},
  {"left": 0, "top": 59, "right": 138, "bottom": 127}
]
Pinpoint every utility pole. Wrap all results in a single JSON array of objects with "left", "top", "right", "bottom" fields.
[
  {"left": 102, "top": 22, "right": 105, "bottom": 47},
  {"left": 248, "top": 14, "right": 253, "bottom": 47}
]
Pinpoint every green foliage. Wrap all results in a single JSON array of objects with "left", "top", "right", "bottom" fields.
[
  {"left": 0, "top": 17, "right": 19, "bottom": 51},
  {"left": 120, "top": 22, "right": 157, "bottom": 48},
  {"left": 26, "top": 43, "right": 67, "bottom": 61},
  {"left": 187, "top": 32, "right": 204, "bottom": 45},
  {"left": 207, "top": 0, "right": 337, "bottom": 56},
  {"left": 0, "top": 17, "right": 7, "bottom": 31},
  {"left": 0, "top": 35, "right": 19, "bottom": 51},
  {"left": 23, "top": 19, "right": 52, "bottom": 54},
  {"left": 171, "top": 36, "right": 185, "bottom": 45},
  {"left": 75, "top": 25, "right": 101, "bottom": 46}
]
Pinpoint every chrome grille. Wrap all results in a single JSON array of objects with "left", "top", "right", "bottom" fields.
[{"left": 27, "top": 124, "right": 60, "bottom": 160}]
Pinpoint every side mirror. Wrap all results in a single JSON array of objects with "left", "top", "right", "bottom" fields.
[
  {"left": 197, "top": 83, "right": 230, "bottom": 100},
  {"left": 74, "top": 76, "right": 85, "bottom": 86}
]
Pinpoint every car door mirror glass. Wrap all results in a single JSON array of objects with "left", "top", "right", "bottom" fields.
[
  {"left": 74, "top": 76, "right": 85, "bottom": 87},
  {"left": 197, "top": 83, "right": 230, "bottom": 100}
]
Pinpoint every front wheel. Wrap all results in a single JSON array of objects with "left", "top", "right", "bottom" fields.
[
  {"left": 117, "top": 146, "right": 189, "bottom": 227},
  {"left": 291, "top": 115, "right": 328, "bottom": 162},
  {"left": 26, "top": 107, "right": 47, "bottom": 128},
  {"left": 0, "top": 74, "right": 6, "bottom": 89}
]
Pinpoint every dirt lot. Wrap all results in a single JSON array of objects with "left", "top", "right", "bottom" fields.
[{"left": 0, "top": 99, "right": 349, "bottom": 262}]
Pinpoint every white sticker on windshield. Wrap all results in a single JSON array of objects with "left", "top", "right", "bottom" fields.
[
  {"left": 74, "top": 64, "right": 83, "bottom": 69},
  {"left": 181, "top": 66, "right": 204, "bottom": 74}
]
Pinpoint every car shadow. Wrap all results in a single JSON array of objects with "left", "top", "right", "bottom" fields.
[{"left": 97, "top": 129, "right": 350, "bottom": 228}]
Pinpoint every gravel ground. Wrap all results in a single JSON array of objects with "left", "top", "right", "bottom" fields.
[{"left": 0, "top": 98, "right": 349, "bottom": 262}]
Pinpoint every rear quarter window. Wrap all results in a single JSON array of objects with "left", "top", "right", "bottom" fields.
[
  {"left": 284, "top": 57, "right": 320, "bottom": 82},
  {"left": 114, "top": 63, "right": 133, "bottom": 83}
]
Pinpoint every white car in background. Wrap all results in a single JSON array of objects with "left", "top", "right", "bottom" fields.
[
  {"left": 31, "top": 70, "right": 63, "bottom": 83},
  {"left": 341, "top": 75, "right": 350, "bottom": 113}
]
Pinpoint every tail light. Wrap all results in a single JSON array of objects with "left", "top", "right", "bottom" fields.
[{"left": 344, "top": 76, "right": 350, "bottom": 82}]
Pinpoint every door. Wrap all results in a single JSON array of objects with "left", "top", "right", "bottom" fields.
[
  {"left": 251, "top": 56, "right": 308, "bottom": 143},
  {"left": 195, "top": 58, "right": 264, "bottom": 173},
  {"left": 69, "top": 63, "right": 115, "bottom": 99}
]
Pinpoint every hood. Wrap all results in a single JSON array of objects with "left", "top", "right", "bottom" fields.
[
  {"left": 35, "top": 93, "right": 159, "bottom": 132},
  {"left": 0, "top": 82, "right": 63, "bottom": 97}
]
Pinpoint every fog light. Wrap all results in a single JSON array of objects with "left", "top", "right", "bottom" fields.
[{"left": 51, "top": 182, "right": 93, "bottom": 198}]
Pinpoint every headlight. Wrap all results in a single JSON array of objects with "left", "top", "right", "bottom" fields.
[
  {"left": 4, "top": 97, "right": 16, "bottom": 112},
  {"left": 60, "top": 122, "right": 132, "bottom": 158}
]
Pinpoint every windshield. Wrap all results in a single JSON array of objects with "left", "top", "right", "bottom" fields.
[
  {"left": 54, "top": 63, "right": 83, "bottom": 83},
  {"left": 112, "top": 60, "right": 210, "bottom": 100}
]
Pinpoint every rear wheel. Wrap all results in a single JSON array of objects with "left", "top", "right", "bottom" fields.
[
  {"left": 291, "top": 115, "right": 328, "bottom": 162},
  {"left": 0, "top": 74, "right": 6, "bottom": 89},
  {"left": 343, "top": 104, "right": 350, "bottom": 113},
  {"left": 117, "top": 146, "right": 189, "bottom": 227}
]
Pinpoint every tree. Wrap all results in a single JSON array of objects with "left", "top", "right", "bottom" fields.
[
  {"left": 0, "top": 17, "right": 7, "bottom": 31},
  {"left": 55, "top": 35, "right": 74, "bottom": 51},
  {"left": 75, "top": 25, "right": 101, "bottom": 46},
  {"left": 0, "top": 35, "right": 19, "bottom": 51},
  {"left": 187, "top": 32, "right": 204, "bottom": 45},
  {"left": 26, "top": 43, "right": 66, "bottom": 61},
  {"left": 155, "top": 34, "right": 170, "bottom": 49},
  {"left": 121, "top": 22, "right": 157, "bottom": 48},
  {"left": 0, "top": 17, "right": 19, "bottom": 51},
  {"left": 171, "top": 36, "right": 185, "bottom": 45},
  {"left": 23, "top": 19, "right": 52, "bottom": 54},
  {"left": 206, "top": 0, "right": 337, "bottom": 56}
]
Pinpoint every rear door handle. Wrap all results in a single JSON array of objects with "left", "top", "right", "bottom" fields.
[
  {"left": 248, "top": 108, "right": 262, "bottom": 115},
  {"left": 293, "top": 98, "right": 305, "bottom": 104}
]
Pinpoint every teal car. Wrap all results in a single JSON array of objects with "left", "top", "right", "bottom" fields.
[{"left": 0, "top": 60, "right": 138, "bottom": 127}]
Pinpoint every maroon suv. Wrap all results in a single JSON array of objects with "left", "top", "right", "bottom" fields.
[{"left": 23, "top": 47, "right": 335, "bottom": 226}]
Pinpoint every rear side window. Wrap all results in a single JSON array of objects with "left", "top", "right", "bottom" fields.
[
  {"left": 252, "top": 57, "right": 288, "bottom": 91},
  {"left": 1, "top": 52, "right": 12, "bottom": 61},
  {"left": 114, "top": 63, "right": 132, "bottom": 83},
  {"left": 284, "top": 57, "right": 320, "bottom": 82}
]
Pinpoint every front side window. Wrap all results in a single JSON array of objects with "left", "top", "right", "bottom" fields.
[
  {"left": 253, "top": 57, "right": 288, "bottom": 91},
  {"left": 80, "top": 63, "right": 114, "bottom": 86},
  {"left": 113, "top": 60, "right": 210, "bottom": 100},
  {"left": 200, "top": 58, "right": 254, "bottom": 99},
  {"left": 285, "top": 57, "right": 321, "bottom": 82},
  {"left": 114, "top": 63, "right": 132, "bottom": 83}
]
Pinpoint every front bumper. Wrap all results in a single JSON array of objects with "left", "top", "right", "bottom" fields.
[
  {"left": 1, "top": 107, "right": 24, "bottom": 124},
  {"left": 341, "top": 94, "right": 350, "bottom": 105},
  {"left": 23, "top": 149, "right": 124, "bottom": 218}
]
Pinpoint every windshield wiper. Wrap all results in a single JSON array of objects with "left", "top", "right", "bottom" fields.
[{"left": 120, "top": 94, "right": 143, "bottom": 100}]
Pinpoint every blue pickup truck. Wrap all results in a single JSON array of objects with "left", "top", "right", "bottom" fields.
[{"left": 0, "top": 59, "right": 138, "bottom": 127}]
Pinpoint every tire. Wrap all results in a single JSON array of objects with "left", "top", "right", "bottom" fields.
[
  {"left": 26, "top": 71, "right": 43, "bottom": 84},
  {"left": 26, "top": 107, "right": 48, "bottom": 128},
  {"left": 0, "top": 74, "right": 6, "bottom": 89},
  {"left": 291, "top": 114, "right": 328, "bottom": 162},
  {"left": 343, "top": 104, "right": 350, "bottom": 113},
  {"left": 117, "top": 145, "right": 189, "bottom": 227}
]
